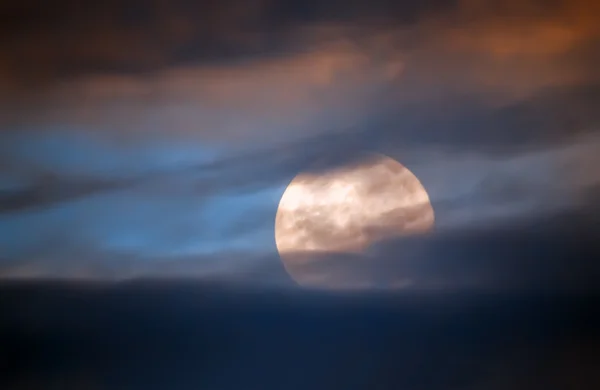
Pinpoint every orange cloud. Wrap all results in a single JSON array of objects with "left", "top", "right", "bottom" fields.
[{"left": 2, "top": 0, "right": 598, "bottom": 141}]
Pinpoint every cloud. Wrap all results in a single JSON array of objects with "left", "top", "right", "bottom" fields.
[
  {"left": 1, "top": 207, "right": 598, "bottom": 294},
  {"left": 273, "top": 209, "right": 600, "bottom": 291},
  {"left": 0, "top": 37, "right": 403, "bottom": 153},
  {"left": 1, "top": 0, "right": 599, "bottom": 285},
  {"left": 1, "top": 127, "right": 600, "bottom": 277}
]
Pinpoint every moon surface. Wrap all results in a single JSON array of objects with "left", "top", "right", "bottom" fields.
[{"left": 275, "top": 153, "right": 434, "bottom": 288}]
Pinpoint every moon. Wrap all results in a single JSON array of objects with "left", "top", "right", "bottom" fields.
[{"left": 274, "top": 153, "right": 434, "bottom": 288}]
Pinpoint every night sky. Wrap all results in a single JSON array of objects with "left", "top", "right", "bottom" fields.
[{"left": 0, "top": 0, "right": 599, "bottom": 388}]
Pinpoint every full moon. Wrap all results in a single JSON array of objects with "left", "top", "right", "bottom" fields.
[{"left": 275, "top": 153, "right": 434, "bottom": 288}]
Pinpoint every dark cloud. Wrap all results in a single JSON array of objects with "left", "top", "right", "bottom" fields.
[
  {"left": 1, "top": 280, "right": 599, "bottom": 389},
  {"left": 0, "top": 0, "right": 598, "bottom": 94},
  {"left": 0, "top": 0, "right": 456, "bottom": 92},
  {"left": 368, "top": 83, "right": 600, "bottom": 151},
  {"left": 275, "top": 207, "right": 600, "bottom": 291}
]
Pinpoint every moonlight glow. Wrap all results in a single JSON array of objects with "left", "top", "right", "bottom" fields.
[{"left": 275, "top": 154, "right": 435, "bottom": 287}]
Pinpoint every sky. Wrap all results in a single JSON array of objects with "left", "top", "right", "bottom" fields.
[{"left": 0, "top": 0, "right": 599, "bottom": 289}]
